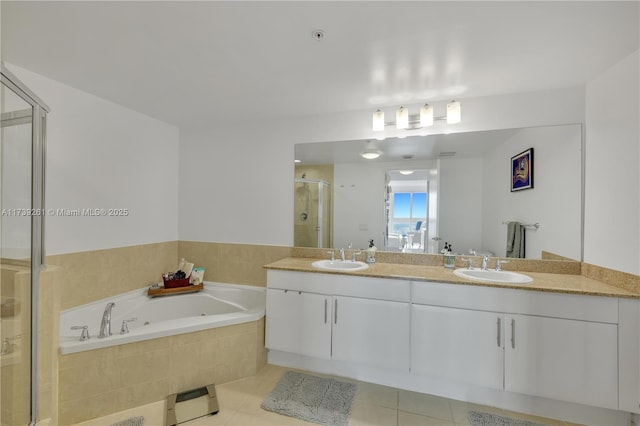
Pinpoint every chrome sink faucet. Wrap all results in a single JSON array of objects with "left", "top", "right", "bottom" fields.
[
  {"left": 98, "top": 302, "right": 116, "bottom": 339},
  {"left": 339, "top": 248, "right": 346, "bottom": 261},
  {"left": 481, "top": 255, "right": 490, "bottom": 271}
]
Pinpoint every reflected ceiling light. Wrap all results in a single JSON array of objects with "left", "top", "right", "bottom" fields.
[
  {"left": 361, "top": 142, "right": 381, "bottom": 160},
  {"left": 361, "top": 149, "right": 381, "bottom": 160},
  {"left": 372, "top": 100, "right": 461, "bottom": 131},
  {"left": 294, "top": 159, "right": 301, "bottom": 163},
  {"left": 399, "top": 170, "right": 414, "bottom": 175}
]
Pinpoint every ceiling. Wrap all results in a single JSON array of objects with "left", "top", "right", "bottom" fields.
[{"left": 2, "top": 1, "right": 638, "bottom": 131}]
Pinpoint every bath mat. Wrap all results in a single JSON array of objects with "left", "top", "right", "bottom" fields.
[
  {"left": 261, "top": 370, "right": 356, "bottom": 426},
  {"left": 468, "top": 410, "right": 550, "bottom": 426},
  {"left": 109, "top": 416, "right": 144, "bottom": 426}
]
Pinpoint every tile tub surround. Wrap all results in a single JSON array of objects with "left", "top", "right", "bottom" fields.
[
  {"left": 47, "top": 241, "right": 178, "bottom": 310},
  {"left": 178, "top": 241, "right": 293, "bottom": 287},
  {"left": 57, "top": 318, "right": 266, "bottom": 425}
]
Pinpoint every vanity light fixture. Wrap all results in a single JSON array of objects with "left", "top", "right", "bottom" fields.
[
  {"left": 372, "top": 100, "right": 461, "bottom": 131},
  {"left": 396, "top": 106, "right": 409, "bottom": 129}
]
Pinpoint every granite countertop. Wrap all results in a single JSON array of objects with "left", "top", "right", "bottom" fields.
[{"left": 264, "top": 257, "right": 639, "bottom": 299}]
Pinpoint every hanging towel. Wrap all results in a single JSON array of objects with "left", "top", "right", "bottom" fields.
[{"left": 506, "top": 222, "right": 525, "bottom": 258}]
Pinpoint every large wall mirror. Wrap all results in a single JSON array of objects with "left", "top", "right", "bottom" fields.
[{"left": 295, "top": 124, "right": 583, "bottom": 261}]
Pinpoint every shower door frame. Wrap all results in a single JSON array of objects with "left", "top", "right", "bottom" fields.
[
  {"left": 294, "top": 178, "right": 331, "bottom": 248},
  {"left": 1, "top": 63, "right": 49, "bottom": 426}
]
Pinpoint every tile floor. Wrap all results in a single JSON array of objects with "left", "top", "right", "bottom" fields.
[{"left": 178, "top": 364, "right": 575, "bottom": 426}]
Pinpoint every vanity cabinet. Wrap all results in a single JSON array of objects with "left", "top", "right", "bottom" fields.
[
  {"left": 504, "top": 313, "right": 617, "bottom": 409},
  {"left": 331, "top": 295, "right": 409, "bottom": 371},
  {"left": 265, "top": 289, "right": 331, "bottom": 359},
  {"left": 411, "top": 305, "right": 504, "bottom": 390},
  {"left": 266, "top": 270, "right": 411, "bottom": 372},
  {"left": 411, "top": 281, "right": 619, "bottom": 410}
]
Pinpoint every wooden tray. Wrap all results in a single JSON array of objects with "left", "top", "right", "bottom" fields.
[{"left": 147, "top": 283, "right": 203, "bottom": 297}]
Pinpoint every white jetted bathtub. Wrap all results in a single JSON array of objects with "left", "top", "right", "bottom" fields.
[{"left": 59, "top": 281, "right": 266, "bottom": 355}]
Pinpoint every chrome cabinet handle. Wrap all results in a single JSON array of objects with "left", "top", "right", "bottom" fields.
[
  {"left": 497, "top": 317, "right": 501, "bottom": 347},
  {"left": 324, "top": 299, "right": 328, "bottom": 324},
  {"left": 511, "top": 318, "right": 516, "bottom": 349},
  {"left": 334, "top": 299, "right": 338, "bottom": 324}
]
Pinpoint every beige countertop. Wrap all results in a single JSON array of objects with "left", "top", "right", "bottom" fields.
[{"left": 265, "top": 257, "right": 640, "bottom": 299}]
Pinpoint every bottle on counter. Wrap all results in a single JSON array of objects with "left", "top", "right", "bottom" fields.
[{"left": 366, "top": 239, "right": 377, "bottom": 264}]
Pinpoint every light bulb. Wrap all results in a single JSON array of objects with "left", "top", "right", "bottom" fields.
[
  {"left": 447, "top": 101, "right": 461, "bottom": 124},
  {"left": 396, "top": 106, "right": 409, "bottom": 129},
  {"left": 372, "top": 109, "right": 385, "bottom": 131},
  {"left": 420, "top": 104, "right": 433, "bottom": 127}
]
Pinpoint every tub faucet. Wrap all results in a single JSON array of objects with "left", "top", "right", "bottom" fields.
[{"left": 98, "top": 302, "right": 116, "bottom": 339}]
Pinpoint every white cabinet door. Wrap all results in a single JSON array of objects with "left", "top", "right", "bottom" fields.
[
  {"left": 504, "top": 314, "right": 618, "bottom": 409},
  {"left": 331, "top": 296, "right": 410, "bottom": 371},
  {"left": 265, "top": 289, "right": 332, "bottom": 359},
  {"left": 411, "top": 304, "right": 504, "bottom": 390}
]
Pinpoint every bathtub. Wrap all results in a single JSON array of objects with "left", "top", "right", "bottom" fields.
[{"left": 59, "top": 281, "right": 266, "bottom": 355}]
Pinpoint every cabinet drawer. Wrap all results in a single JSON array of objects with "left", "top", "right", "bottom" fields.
[
  {"left": 411, "top": 281, "right": 618, "bottom": 323},
  {"left": 267, "top": 270, "right": 410, "bottom": 302}
]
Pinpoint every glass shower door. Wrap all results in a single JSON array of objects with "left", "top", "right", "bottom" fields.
[
  {"left": 1, "top": 65, "right": 47, "bottom": 426},
  {"left": 1, "top": 78, "right": 34, "bottom": 426}
]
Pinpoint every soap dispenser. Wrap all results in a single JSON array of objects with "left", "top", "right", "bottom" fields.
[{"left": 366, "top": 240, "right": 377, "bottom": 264}]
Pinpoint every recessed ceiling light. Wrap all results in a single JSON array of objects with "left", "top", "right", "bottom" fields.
[
  {"left": 361, "top": 150, "right": 381, "bottom": 160},
  {"left": 399, "top": 170, "right": 414, "bottom": 175},
  {"left": 294, "top": 159, "right": 301, "bottom": 163}
]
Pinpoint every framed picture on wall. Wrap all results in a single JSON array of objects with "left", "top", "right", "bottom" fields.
[{"left": 511, "top": 148, "right": 534, "bottom": 191}]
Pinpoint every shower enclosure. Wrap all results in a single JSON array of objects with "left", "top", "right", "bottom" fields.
[
  {"left": 293, "top": 179, "right": 332, "bottom": 248},
  {"left": 1, "top": 65, "right": 48, "bottom": 426}
]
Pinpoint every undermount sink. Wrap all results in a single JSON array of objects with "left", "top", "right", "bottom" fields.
[
  {"left": 312, "top": 260, "right": 369, "bottom": 272},
  {"left": 453, "top": 268, "right": 533, "bottom": 284}
]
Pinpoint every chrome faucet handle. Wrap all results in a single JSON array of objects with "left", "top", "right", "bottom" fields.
[
  {"left": 351, "top": 251, "right": 362, "bottom": 262},
  {"left": 496, "top": 260, "right": 510, "bottom": 271},
  {"left": 71, "top": 325, "right": 90, "bottom": 341},
  {"left": 120, "top": 318, "right": 138, "bottom": 334},
  {"left": 326, "top": 250, "right": 335, "bottom": 261},
  {"left": 460, "top": 257, "right": 474, "bottom": 269},
  {"left": 482, "top": 255, "right": 490, "bottom": 270}
]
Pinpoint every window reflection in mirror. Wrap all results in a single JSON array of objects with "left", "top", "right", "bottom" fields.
[{"left": 385, "top": 169, "right": 438, "bottom": 253}]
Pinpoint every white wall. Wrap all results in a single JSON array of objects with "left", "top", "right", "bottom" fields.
[
  {"left": 6, "top": 64, "right": 179, "bottom": 255},
  {"left": 333, "top": 162, "right": 384, "bottom": 250},
  {"left": 481, "top": 125, "right": 582, "bottom": 260},
  {"left": 584, "top": 50, "right": 640, "bottom": 274},
  {"left": 439, "top": 158, "right": 484, "bottom": 255},
  {"left": 179, "top": 87, "right": 585, "bottom": 249}
]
